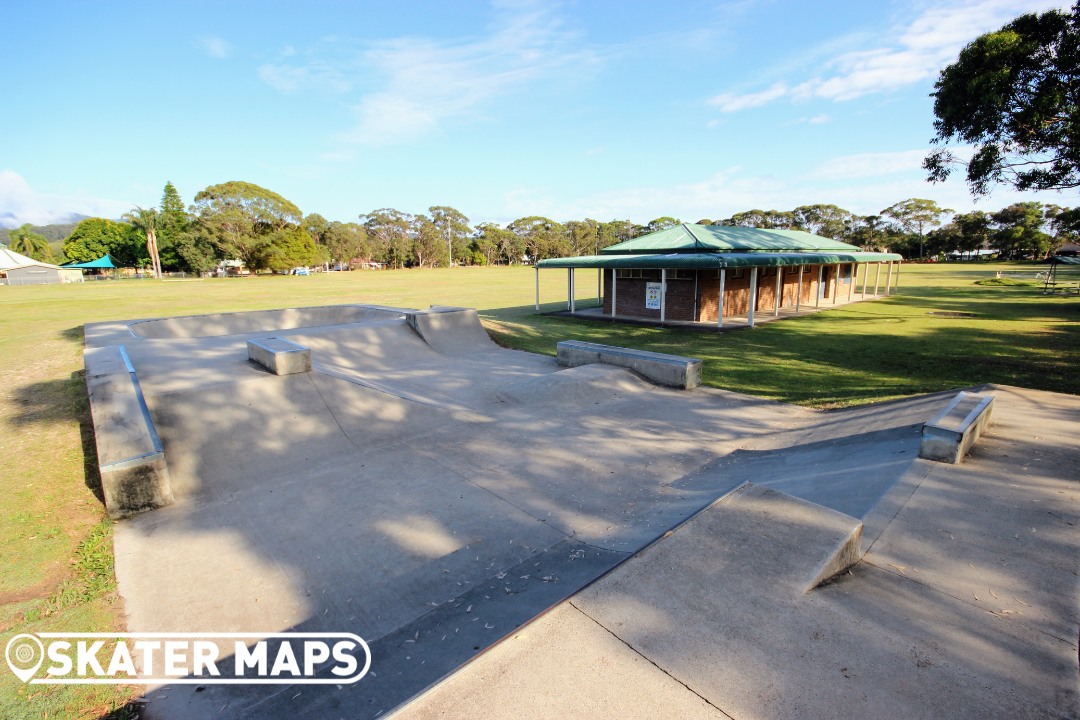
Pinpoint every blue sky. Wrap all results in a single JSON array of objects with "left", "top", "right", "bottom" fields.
[{"left": 0, "top": 0, "right": 1071, "bottom": 228}]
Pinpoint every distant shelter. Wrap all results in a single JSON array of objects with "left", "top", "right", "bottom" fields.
[
  {"left": 1, "top": 247, "right": 84, "bottom": 286},
  {"left": 535, "top": 224, "right": 903, "bottom": 328}
]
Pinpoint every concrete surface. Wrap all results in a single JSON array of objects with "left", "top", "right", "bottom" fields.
[
  {"left": 556, "top": 339, "right": 703, "bottom": 389},
  {"left": 80, "top": 305, "right": 1079, "bottom": 720},
  {"left": 247, "top": 337, "right": 312, "bottom": 375},
  {"left": 919, "top": 390, "right": 994, "bottom": 463}
]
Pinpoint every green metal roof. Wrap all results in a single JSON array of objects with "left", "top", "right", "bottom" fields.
[
  {"left": 538, "top": 251, "right": 902, "bottom": 270},
  {"left": 1051, "top": 255, "right": 1080, "bottom": 265},
  {"left": 600, "top": 224, "right": 861, "bottom": 254}
]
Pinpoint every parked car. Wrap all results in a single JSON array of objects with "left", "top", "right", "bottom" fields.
[{"left": 291, "top": 267, "right": 310, "bottom": 276}]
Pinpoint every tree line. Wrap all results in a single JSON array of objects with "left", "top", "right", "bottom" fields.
[{"left": 3, "top": 181, "right": 1078, "bottom": 274}]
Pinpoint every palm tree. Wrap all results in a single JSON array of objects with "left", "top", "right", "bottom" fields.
[
  {"left": 7, "top": 224, "right": 53, "bottom": 262},
  {"left": 124, "top": 207, "right": 162, "bottom": 278}
]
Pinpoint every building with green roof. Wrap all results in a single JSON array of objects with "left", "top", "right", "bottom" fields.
[{"left": 535, "top": 224, "right": 903, "bottom": 328}]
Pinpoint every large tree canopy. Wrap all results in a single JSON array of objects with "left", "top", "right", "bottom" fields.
[
  {"left": 192, "top": 181, "right": 303, "bottom": 270},
  {"left": 925, "top": 3, "right": 1080, "bottom": 194},
  {"left": 63, "top": 218, "right": 146, "bottom": 266}
]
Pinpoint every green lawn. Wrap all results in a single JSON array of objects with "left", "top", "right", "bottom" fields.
[{"left": 0, "top": 262, "right": 1075, "bottom": 717}]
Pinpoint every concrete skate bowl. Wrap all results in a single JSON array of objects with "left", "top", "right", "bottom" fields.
[{"left": 127, "top": 304, "right": 405, "bottom": 338}]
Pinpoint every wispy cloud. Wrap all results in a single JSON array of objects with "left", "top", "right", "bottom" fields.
[
  {"left": 808, "top": 149, "right": 930, "bottom": 180},
  {"left": 709, "top": 0, "right": 1066, "bottom": 111},
  {"left": 196, "top": 35, "right": 232, "bottom": 59},
  {"left": 260, "top": 1, "right": 598, "bottom": 146},
  {"left": 0, "top": 170, "right": 131, "bottom": 228}
]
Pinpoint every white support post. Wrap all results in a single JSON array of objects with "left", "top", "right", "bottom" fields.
[
  {"left": 861, "top": 263, "right": 869, "bottom": 297},
  {"left": 885, "top": 262, "right": 893, "bottom": 296},
  {"left": 748, "top": 267, "right": 758, "bottom": 328},
  {"left": 774, "top": 268, "right": 782, "bottom": 317},
  {"left": 796, "top": 266, "right": 804, "bottom": 313},
  {"left": 717, "top": 268, "right": 726, "bottom": 328},
  {"left": 874, "top": 263, "right": 881, "bottom": 296},
  {"left": 895, "top": 263, "right": 901, "bottom": 293},
  {"left": 568, "top": 268, "right": 575, "bottom": 312},
  {"left": 660, "top": 269, "right": 667, "bottom": 324},
  {"left": 832, "top": 264, "right": 840, "bottom": 304},
  {"left": 611, "top": 270, "right": 617, "bottom": 317},
  {"left": 847, "top": 263, "right": 854, "bottom": 301},
  {"left": 597, "top": 269, "right": 602, "bottom": 305},
  {"left": 534, "top": 266, "right": 539, "bottom": 311},
  {"left": 815, "top": 266, "right": 823, "bottom": 308}
]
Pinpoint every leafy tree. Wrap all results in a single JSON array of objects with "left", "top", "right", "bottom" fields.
[
  {"left": 507, "top": 216, "right": 567, "bottom": 261},
  {"left": 192, "top": 181, "right": 303, "bottom": 271},
  {"left": 360, "top": 208, "right": 414, "bottom": 268},
  {"left": 792, "top": 204, "right": 857, "bottom": 240},
  {"left": 429, "top": 206, "right": 471, "bottom": 267},
  {"left": 645, "top": 216, "right": 680, "bottom": 233},
  {"left": 953, "top": 211, "right": 994, "bottom": 255},
  {"left": 411, "top": 215, "right": 449, "bottom": 268},
  {"left": 881, "top": 199, "right": 952, "bottom": 258},
  {"left": 321, "top": 221, "right": 369, "bottom": 267},
  {"left": 597, "top": 220, "right": 639, "bottom": 249},
  {"left": 565, "top": 219, "right": 600, "bottom": 256},
  {"left": 124, "top": 207, "right": 162, "bottom": 278},
  {"left": 175, "top": 232, "right": 220, "bottom": 275},
  {"left": 256, "top": 227, "right": 320, "bottom": 272},
  {"left": 157, "top": 181, "right": 189, "bottom": 271},
  {"left": 7, "top": 224, "right": 53, "bottom": 262},
  {"left": 991, "top": 202, "right": 1053, "bottom": 259},
  {"left": 925, "top": 3, "right": 1080, "bottom": 194},
  {"left": 63, "top": 218, "right": 146, "bottom": 267},
  {"left": 724, "top": 209, "right": 798, "bottom": 229},
  {"left": 304, "top": 213, "right": 331, "bottom": 245},
  {"left": 472, "top": 222, "right": 519, "bottom": 265}
]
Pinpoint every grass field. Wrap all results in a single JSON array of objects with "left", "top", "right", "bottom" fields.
[{"left": 0, "top": 262, "right": 1076, "bottom": 717}]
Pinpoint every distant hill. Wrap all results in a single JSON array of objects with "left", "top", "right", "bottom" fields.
[{"left": 0, "top": 217, "right": 88, "bottom": 245}]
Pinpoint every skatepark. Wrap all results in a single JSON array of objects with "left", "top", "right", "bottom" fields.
[{"left": 82, "top": 304, "right": 1079, "bottom": 719}]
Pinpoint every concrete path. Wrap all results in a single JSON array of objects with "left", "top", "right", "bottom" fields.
[{"left": 82, "top": 305, "right": 1078, "bottom": 719}]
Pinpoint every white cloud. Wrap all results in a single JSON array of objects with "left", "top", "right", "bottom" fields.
[
  {"left": 0, "top": 170, "right": 132, "bottom": 228},
  {"left": 196, "top": 35, "right": 232, "bottom": 59},
  {"left": 809, "top": 150, "right": 930, "bottom": 180},
  {"left": 262, "top": 1, "right": 598, "bottom": 146},
  {"left": 710, "top": 1, "right": 1067, "bottom": 110},
  {"left": 708, "top": 82, "right": 788, "bottom": 113}
]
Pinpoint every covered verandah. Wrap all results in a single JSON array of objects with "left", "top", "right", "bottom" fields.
[{"left": 535, "top": 251, "right": 903, "bottom": 329}]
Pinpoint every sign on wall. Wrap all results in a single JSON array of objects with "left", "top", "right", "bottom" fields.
[{"left": 645, "top": 282, "right": 662, "bottom": 309}]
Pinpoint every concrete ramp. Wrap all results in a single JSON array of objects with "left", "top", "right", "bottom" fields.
[
  {"left": 496, "top": 363, "right": 658, "bottom": 407},
  {"left": 129, "top": 304, "right": 404, "bottom": 338},
  {"left": 406, "top": 306, "right": 498, "bottom": 356}
]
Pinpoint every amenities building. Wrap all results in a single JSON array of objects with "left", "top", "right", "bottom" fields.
[{"left": 536, "top": 224, "right": 903, "bottom": 328}]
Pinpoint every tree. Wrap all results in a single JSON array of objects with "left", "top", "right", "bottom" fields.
[
  {"left": 597, "top": 220, "right": 639, "bottom": 249},
  {"left": 724, "top": 209, "right": 798, "bottom": 229},
  {"left": 157, "top": 181, "right": 189, "bottom": 271},
  {"left": 7, "top": 224, "right": 53, "bottom": 262},
  {"left": 925, "top": 3, "right": 1080, "bottom": 194},
  {"left": 256, "top": 227, "right": 320, "bottom": 272},
  {"left": 429, "top": 206, "right": 471, "bottom": 267},
  {"left": 473, "top": 222, "right": 519, "bottom": 265},
  {"left": 991, "top": 202, "right": 1053, "bottom": 259},
  {"left": 953, "top": 211, "right": 994, "bottom": 256},
  {"left": 321, "top": 221, "right": 369, "bottom": 267},
  {"left": 192, "top": 181, "right": 303, "bottom": 271},
  {"left": 507, "top": 216, "right": 567, "bottom": 262},
  {"left": 410, "top": 215, "right": 449, "bottom": 268},
  {"left": 645, "top": 216, "right": 680, "bottom": 233},
  {"left": 124, "top": 207, "right": 163, "bottom": 278},
  {"left": 360, "top": 208, "right": 413, "bottom": 268},
  {"left": 565, "top": 219, "right": 599, "bottom": 256},
  {"left": 881, "top": 199, "right": 952, "bottom": 259},
  {"left": 792, "top": 204, "right": 857, "bottom": 240},
  {"left": 63, "top": 218, "right": 146, "bottom": 267}
]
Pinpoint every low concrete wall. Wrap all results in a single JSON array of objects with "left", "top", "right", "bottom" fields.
[
  {"left": 556, "top": 340, "right": 702, "bottom": 389},
  {"left": 248, "top": 337, "right": 312, "bottom": 375},
  {"left": 919, "top": 391, "right": 994, "bottom": 464},
  {"left": 85, "top": 345, "right": 174, "bottom": 518}
]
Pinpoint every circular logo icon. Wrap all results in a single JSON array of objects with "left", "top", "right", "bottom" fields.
[{"left": 5, "top": 634, "right": 44, "bottom": 683}]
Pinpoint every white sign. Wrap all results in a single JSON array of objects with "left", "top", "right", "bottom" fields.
[{"left": 645, "top": 282, "right": 662, "bottom": 310}]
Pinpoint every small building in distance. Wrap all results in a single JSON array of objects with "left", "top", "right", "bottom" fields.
[
  {"left": 1, "top": 247, "right": 84, "bottom": 286},
  {"left": 536, "top": 224, "right": 903, "bottom": 328}
]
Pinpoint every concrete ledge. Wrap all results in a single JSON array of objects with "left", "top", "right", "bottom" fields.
[
  {"left": 85, "top": 345, "right": 174, "bottom": 518},
  {"left": 919, "top": 391, "right": 994, "bottom": 464},
  {"left": 556, "top": 340, "right": 702, "bottom": 389},
  {"left": 247, "top": 337, "right": 312, "bottom": 375}
]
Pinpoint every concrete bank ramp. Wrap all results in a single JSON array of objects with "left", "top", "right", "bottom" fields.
[
  {"left": 128, "top": 304, "right": 404, "bottom": 338},
  {"left": 405, "top": 306, "right": 498, "bottom": 356}
]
